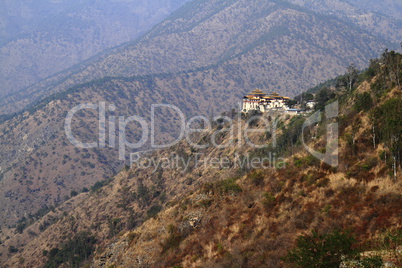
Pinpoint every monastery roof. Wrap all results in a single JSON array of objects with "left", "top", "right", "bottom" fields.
[
  {"left": 269, "top": 92, "right": 280, "bottom": 97},
  {"left": 267, "top": 91, "right": 289, "bottom": 99},
  {"left": 244, "top": 89, "right": 290, "bottom": 100},
  {"left": 248, "top": 88, "right": 266, "bottom": 95}
]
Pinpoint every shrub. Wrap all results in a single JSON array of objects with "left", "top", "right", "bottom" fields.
[
  {"left": 8, "top": 245, "right": 18, "bottom": 253},
  {"left": 262, "top": 192, "right": 276, "bottom": 210},
  {"left": 294, "top": 157, "right": 303, "bottom": 167},
  {"left": 354, "top": 92, "right": 373, "bottom": 112},
  {"left": 161, "top": 225, "right": 182, "bottom": 253},
  {"left": 359, "top": 256, "right": 383, "bottom": 268},
  {"left": 198, "top": 199, "right": 212, "bottom": 208},
  {"left": 216, "top": 178, "right": 242, "bottom": 195},
  {"left": 283, "top": 229, "right": 358, "bottom": 267},
  {"left": 90, "top": 179, "right": 111, "bottom": 193},
  {"left": 70, "top": 190, "right": 78, "bottom": 197},
  {"left": 43, "top": 232, "right": 96, "bottom": 268},
  {"left": 249, "top": 170, "right": 264, "bottom": 186},
  {"left": 147, "top": 205, "right": 162, "bottom": 218},
  {"left": 127, "top": 232, "right": 138, "bottom": 244},
  {"left": 126, "top": 214, "right": 137, "bottom": 230},
  {"left": 16, "top": 221, "right": 27, "bottom": 234},
  {"left": 316, "top": 178, "right": 330, "bottom": 188},
  {"left": 108, "top": 218, "right": 123, "bottom": 238},
  {"left": 315, "top": 87, "right": 336, "bottom": 111}
]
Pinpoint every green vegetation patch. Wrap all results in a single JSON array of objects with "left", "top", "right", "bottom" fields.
[
  {"left": 215, "top": 178, "right": 242, "bottom": 195},
  {"left": 44, "top": 231, "right": 96, "bottom": 268}
]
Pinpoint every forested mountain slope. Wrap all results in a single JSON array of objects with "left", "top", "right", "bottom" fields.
[
  {"left": 0, "top": 0, "right": 396, "bottom": 115},
  {"left": 347, "top": 0, "right": 402, "bottom": 20},
  {"left": 0, "top": 0, "right": 190, "bottom": 98},
  {"left": 2, "top": 51, "right": 401, "bottom": 268},
  {"left": 288, "top": 0, "right": 402, "bottom": 43}
]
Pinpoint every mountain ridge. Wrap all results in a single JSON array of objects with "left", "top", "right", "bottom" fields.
[
  {"left": 0, "top": 0, "right": 395, "bottom": 116},
  {"left": 0, "top": 0, "right": 397, "bottom": 229},
  {"left": 0, "top": 0, "right": 191, "bottom": 98},
  {"left": 1, "top": 51, "right": 401, "bottom": 267}
]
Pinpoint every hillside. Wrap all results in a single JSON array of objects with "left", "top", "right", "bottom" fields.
[
  {"left": 347, "top": 0, "right": 402, "bottom": 20},
  {"left": 1, "top": 52, "right": 401, "bottom": 267},
  {"left": 0, "top": 0, "right": 398, "bottom": 115},
  {"left": 288, "top": 0, "right": 402, "bottom": 43},
  {"left": 0, "top": 70, "right": 242, "bottom": 228},
  {"left": 0, "top": 0, "right": 394, "bottom": 222},
  {"left": 0, "top": 0, "right": 190, "bottom": 98}
]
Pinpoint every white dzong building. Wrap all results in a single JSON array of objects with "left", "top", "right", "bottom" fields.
[{"left": 242, "top": 89, "right": 290, "bottom": 112}]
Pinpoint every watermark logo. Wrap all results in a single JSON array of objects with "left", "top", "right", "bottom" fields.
[
  {"left": 64, "top": 102, "right": 280, "bottom": 160},
  {"left": 302, "top": 101, "right": 339, "bottom": 167},
  {"left": 130, "top": 151, "right": 286, "bottom": 173},
  {"left": 64, "top": 101, "right": 339, "bottom": 170}
]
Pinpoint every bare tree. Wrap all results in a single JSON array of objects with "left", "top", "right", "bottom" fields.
[{"left": 347, "top": 63, "right": 358, "bottom": 91}]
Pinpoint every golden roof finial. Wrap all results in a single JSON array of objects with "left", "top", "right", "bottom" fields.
[{"left": 249, "top": 88, "right": 266, "bottom": 95}]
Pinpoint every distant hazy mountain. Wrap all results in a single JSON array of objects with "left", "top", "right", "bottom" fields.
[
  {"left": 1, "top": 0, "right": 399, "bottom": 116},
  {"left": 348, "top": 0, "right": 402, "bottom": 20},
  {"left": 0, "top": 0, "right": 190, "bottom": 98},
  {"left": 288, "top": 0, "right": 402, "bottom": 43},
  {"left": 0, "top": 0, "right": 75, "bottom": 43}
]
